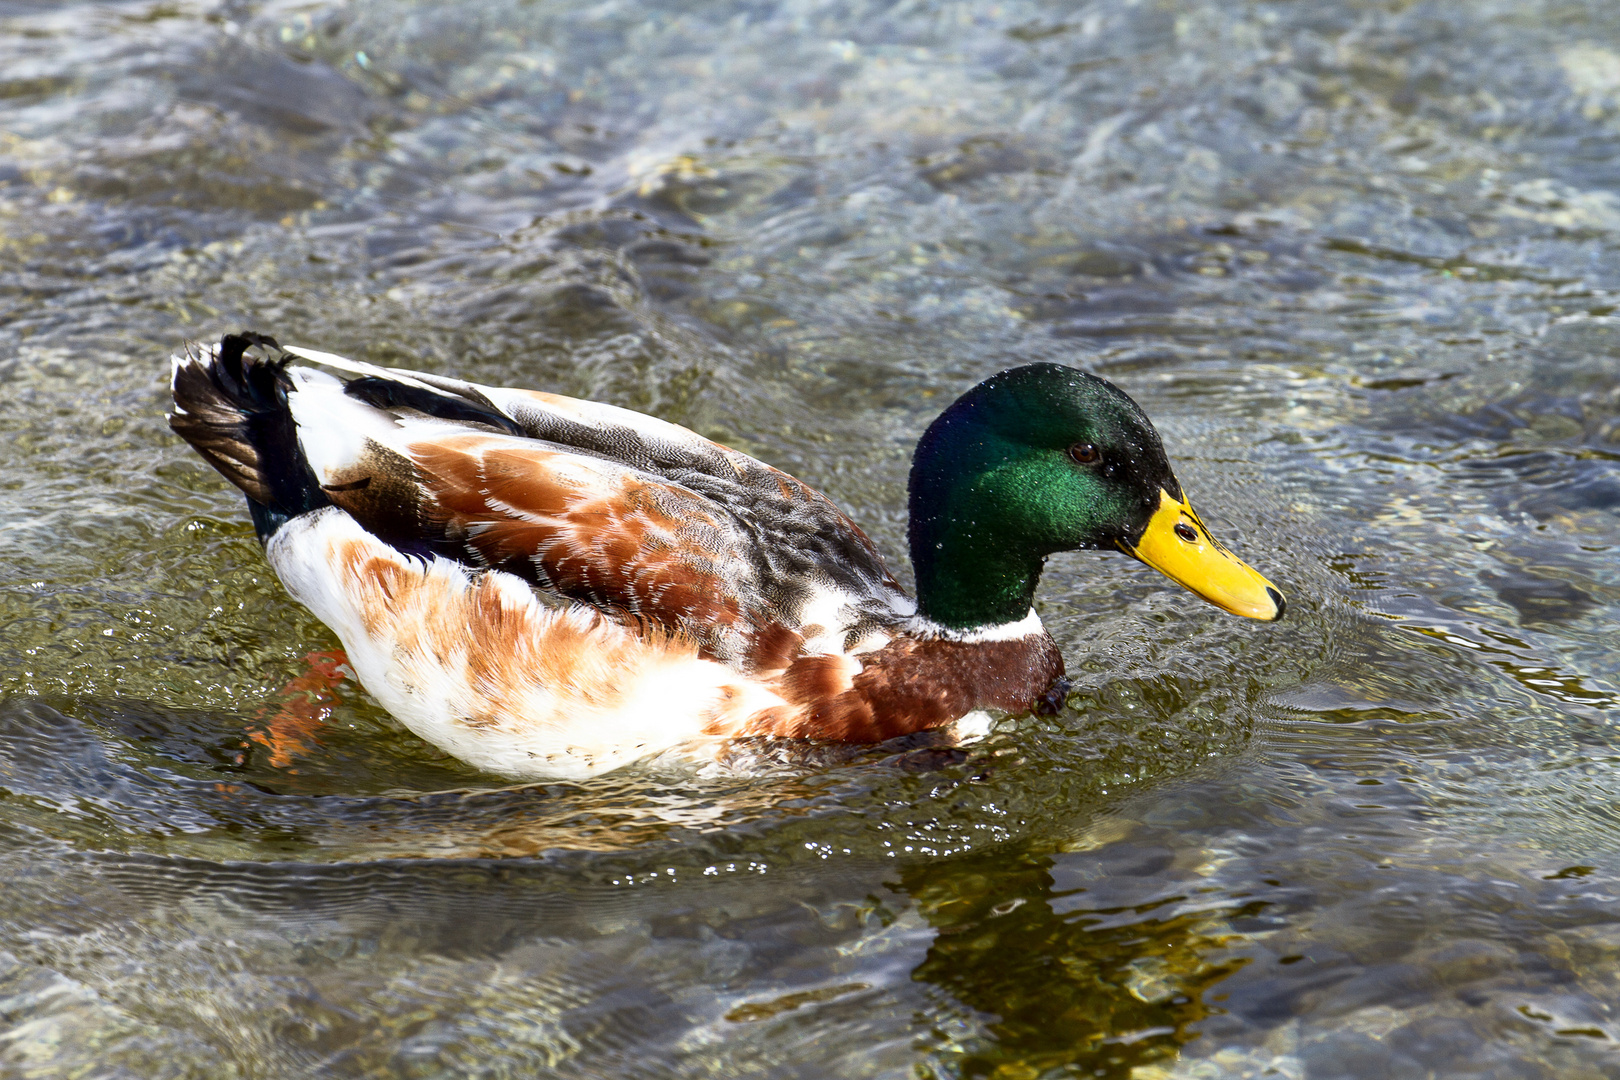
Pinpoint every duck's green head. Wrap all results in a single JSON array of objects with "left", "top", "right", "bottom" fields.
[{"left": 907, "top": 363, "right": 1284, "bottom": 631}]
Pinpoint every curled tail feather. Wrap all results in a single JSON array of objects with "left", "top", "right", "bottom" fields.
[{"left": 169, "top": 332, "right": 330, "bottom": 539}]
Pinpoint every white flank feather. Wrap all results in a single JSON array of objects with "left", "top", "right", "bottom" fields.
[{"left": 267, "top": 507, "right": 789, "bottom": 780}]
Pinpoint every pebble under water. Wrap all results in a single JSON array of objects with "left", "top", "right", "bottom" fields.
[{"left": 3, "top": 0, "right": 1620, "bottom": 1076}]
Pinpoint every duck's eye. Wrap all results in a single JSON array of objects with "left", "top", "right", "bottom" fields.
[
  {"left": 1068, "top": 443, "right": 1100, "bottom": 465},
  {"left": 1175, "top": 521, "right": 1198, "bottom": 543}
]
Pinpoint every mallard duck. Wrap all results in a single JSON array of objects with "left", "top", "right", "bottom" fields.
[{"left": 170, "top": 333, "right": 1283, "bottom": 780}]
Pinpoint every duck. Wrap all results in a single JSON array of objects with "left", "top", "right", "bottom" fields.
[{"left": 169, "top": 332, "right": 1284, "bottom": 780}]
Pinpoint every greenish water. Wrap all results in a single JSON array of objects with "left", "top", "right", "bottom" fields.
[{"left": 3, "top": 0, "right": 1620, "bottom": 1075}]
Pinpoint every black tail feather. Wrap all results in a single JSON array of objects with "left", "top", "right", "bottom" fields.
[{"left": 170, "top": 332, "right": 330, "bottom": 540}]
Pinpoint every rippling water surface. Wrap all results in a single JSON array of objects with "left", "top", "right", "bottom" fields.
[{"left": 4, "top": 0, "right": 1620, "bottom": 1075}]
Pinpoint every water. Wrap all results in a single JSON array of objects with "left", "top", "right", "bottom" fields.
[{"left": 2, "top": 0, "right": 1620, "bottom": 1075}]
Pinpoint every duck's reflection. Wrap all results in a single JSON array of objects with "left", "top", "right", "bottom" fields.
[{"left": 899, "top": 850, "right": 1253, "bottom": 1079}]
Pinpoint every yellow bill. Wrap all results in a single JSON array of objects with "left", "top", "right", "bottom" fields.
[{"left": 1120, "top": 489, "right": 1285, "bottom": 621}]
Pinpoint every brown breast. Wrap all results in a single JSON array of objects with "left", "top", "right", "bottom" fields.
[{"left": 758, "top": 631, "right": 1065, "bottom": 743}]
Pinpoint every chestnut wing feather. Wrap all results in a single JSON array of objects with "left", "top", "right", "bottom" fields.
[
  {"left": 408, "top": 434, "right": 759, "bottom": 660},
  {"left": 477, "top": 386, "right": 906, "bottom": 618},
  {"left": 308, "top": 370, "right": 912, "bottom": 666}
]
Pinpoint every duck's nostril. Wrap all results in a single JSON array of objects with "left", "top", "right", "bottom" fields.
[{"left": 1174, "top": 522, "right": 1198, "bottom": 543}]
